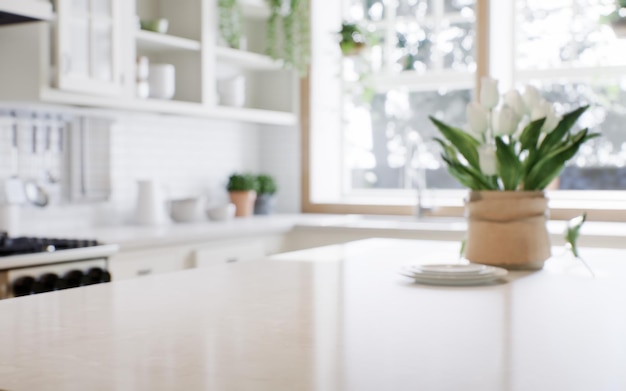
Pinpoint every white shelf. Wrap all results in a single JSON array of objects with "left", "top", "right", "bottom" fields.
[
  {"left": 135, "top": 29, "right": 201, "bottom": 52},
  {"left": 215, "top": 46, "right": 282, "bottom": 70},
  {"left": 213, "top": 105, "right": 296, "bottom": 125},
  {"left": 39, "top": 88, "right": 297, "bottom": 126}
]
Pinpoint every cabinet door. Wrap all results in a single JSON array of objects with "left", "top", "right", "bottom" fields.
[
  {"left": 193, "top": 239, "right": 267, "bottom": 268},
  {"left": 55, "top": 0, "right": 123, "bottom": 95},
  {"left": 108, "top": 245, "right": 193, "bottom": 280}
]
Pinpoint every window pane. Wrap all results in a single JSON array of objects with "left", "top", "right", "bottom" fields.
[
  {"left": 397, "top": 0, "right": 429, "bottom": 18},
  {"left": 444, "top": 0, "right": 474, "bottom": 14},
  {"left": 440, "top": 22, "right": 475, "bottom": 70},
  {"left": 341, "top": 0, "right": 476, "bottom": 194},
  {"left": 517, "top": 0, "right": 626, "bottom": 69},
  {"left": 394, "top": 22, "right": 434, "bottom": 72},
  {"left": 346, "top": 89, "right": 471, "bottom": 190},
  {"left": 348, "top": 0, "right": 385, "bottom": 22}
]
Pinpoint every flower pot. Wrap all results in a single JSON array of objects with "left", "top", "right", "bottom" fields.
[
  {"left": 254, "top": 194, "right": 276, "bottom": 215},
  {"left": 465, "top": 191, "right": 551, "bottom": 270},
  {"left": 228, "top": 190, "right": 256, "bottom": 217}
]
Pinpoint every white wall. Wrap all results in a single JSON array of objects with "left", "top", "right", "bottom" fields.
[{"left": 1, "top": 107, "right": 301, "bottom": 232}]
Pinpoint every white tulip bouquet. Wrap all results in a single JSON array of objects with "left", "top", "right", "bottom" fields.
[{"left": 429, "top": 77, "right": 599, "bottom": 191}]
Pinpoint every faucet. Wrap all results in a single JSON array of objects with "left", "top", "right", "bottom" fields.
[
  {"left": 414, "top": 165, "right": 432, "bottom": 219},
  {"left": 409, "top": 132, "right": 434, "bottom": 219}
]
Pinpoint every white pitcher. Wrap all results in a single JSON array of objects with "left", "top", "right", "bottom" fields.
[{"left": 135, "top": 180, "right": 169, "bottom": 225}]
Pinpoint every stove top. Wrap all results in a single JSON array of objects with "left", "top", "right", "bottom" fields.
[
  {"left": 0, "top": 232, "right": 101, "bottom": 257},
  {"left": 0, "top": 232, "right": 118, "bottom": 271}
]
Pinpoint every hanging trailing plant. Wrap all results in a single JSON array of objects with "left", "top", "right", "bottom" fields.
[
  {"left": 266, "top": 0, "right": 311, "bottom": 76},
  {"left": 218, "top": 0, "right": 243, "bottom": 49}
]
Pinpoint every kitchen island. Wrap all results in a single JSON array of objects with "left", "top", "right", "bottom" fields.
[{"left": 0, "top": 238, "right": 625, "bottom": 390}]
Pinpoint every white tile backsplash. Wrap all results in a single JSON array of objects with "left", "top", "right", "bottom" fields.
[{"left": 5, "top": 108, "right": 302, "bottom": 233}]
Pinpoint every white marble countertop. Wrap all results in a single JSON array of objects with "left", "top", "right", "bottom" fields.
[
  {"left": 17, "top": 213, "right": 626, "bottom": 250},
  {"left": 0, "top": 238, "right": 625, "bottom": 390}
]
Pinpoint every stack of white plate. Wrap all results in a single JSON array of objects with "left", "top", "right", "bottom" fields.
[{"left": 399, "top": 263, "right": 508, "bottom": 286}]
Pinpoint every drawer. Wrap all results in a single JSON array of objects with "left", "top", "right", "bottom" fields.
[
  {"left": 109, "top": 246, "right": 193, "bottom": 280},
  {"left": 193, "top": 239, "right": 267, "bottom": 268}
]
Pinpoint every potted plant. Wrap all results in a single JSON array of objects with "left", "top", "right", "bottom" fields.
[
  {"left": 226, "top": 173, "right": 258, "bottom": 217},
  {"left": 254, "top": 174, "right": 278, "bottom": 215},
  {"left": 218, "top": 0, "right": 243, "bottom": 49},
  {"left": 429, "top": 77, "right": 599, "bottom": 270},
  {"left": 338, "top": 22, "right": 367, "bottom": 56},
  {"left": 266, "top": 0, "right": 310, "bottom": 76}
]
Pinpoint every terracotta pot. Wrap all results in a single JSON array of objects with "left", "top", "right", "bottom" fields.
[
  {"left": 228, "top": 190, "right": 257, "bottom": 217},
  {"left": 465, "top": 191, "right": 551, "bottom": 270}
]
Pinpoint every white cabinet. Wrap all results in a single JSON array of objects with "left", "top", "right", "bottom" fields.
[
  {"left": 193, "top": 238, "right": 266, "bottom": 268},
  {"left": 109, "top": 234, "right": 287, "bottom": 280},
  {"left": 54, "top": 0, "right": 124, "bottom": 95},
  {"left": 108, "top": 245, "right": 194, "bottom": 280}
]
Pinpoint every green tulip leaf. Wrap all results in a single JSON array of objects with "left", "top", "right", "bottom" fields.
[
  {"left": 496, "top": 137, "right": 523, "bottom": 190},
  {"left": 518, "top": 118, "right": 546, "bottom": 153},
  {"left": 538, "top": 105, "right": 589, "bottom": 154},
  {"left": 430, "top": 116, "right": 481, "bottom": 170}
]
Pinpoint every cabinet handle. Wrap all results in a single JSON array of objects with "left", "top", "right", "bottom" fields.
[
  {"left": 137, "top": 268, "right": 152, "bottom": 276},
  {"left": 226, "top": 258, "right": 238, "bottom": 263}
]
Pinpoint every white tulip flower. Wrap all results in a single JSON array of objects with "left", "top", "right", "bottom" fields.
[
  {"left": 504, "top": 89, "right": 525, "bottom": 118},
  {"left": 522, "top": 85, "right": 542, "bottom": 114},
  {"left": 466, "top": 101, "right": 489, "bottom": 137},
  {"left": 493, "top": 105, "right": 520, "bottom": 136},
  {"left": 480, "top": 77, "right": 499, "bottom": 110},
  {"left": 478, "top": 144, "right": 498, "bottom": 176},
  {"left": 531, "top": 100, "right": 560, "bottom": 133}
]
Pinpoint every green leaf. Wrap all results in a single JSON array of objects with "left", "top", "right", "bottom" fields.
[
  {"left": 538, "top": 105, "right": 589, "bottom": 154},
  {"left": 565, "top": 212, "right": 586, "bottom": 258},
  {"left": 495, "top": 137, "right": 523, "bottom": 190},
  {"left": 441, "top": 156, "right": 495, "bottom": 190},
  {"left": 429, "top": 116, "right": 481, "bottom": 170},
  {"left": 518, "top": 118, "right": 545, "bottom": 153},
  {"left": 524, "top": 129, "right": 600, "bottom": 190}
]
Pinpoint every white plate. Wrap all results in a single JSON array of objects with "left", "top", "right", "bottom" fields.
[
  {"left": 408, "top": 263, "right": 491, "bottom": 276},
  {"left": 399, "top": 264, "right": 508, "bottom": 286}
]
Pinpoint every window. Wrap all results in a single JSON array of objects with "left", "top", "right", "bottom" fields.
[
  {"left": 307, "top": 0, "right": 626, "bottom": 217},
  {"left": 512, "top": 0, "right": 626, "bottom": 191}
]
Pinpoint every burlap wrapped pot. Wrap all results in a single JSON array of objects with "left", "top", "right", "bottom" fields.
[{"left": 465, "top": 191, "right": 551, "bottom": 270}]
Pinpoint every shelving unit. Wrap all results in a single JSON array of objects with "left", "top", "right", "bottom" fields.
[
  {"left": 135, "top": 29, "right": 201, "bottom": 52},
  {"left": 0, "top": 0, "right": 299, "bottom": 126},
  {"left": 215, "top": 46, "right": 282, "bottom": 70}
]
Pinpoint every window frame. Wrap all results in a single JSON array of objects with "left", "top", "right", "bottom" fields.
[{"left": 301, "top": 0, "right": 626, "bottom": 222}]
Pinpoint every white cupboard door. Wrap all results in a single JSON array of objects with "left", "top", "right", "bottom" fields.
[{"left": 55, "top": 0, "right": 123, "bottom": 95}]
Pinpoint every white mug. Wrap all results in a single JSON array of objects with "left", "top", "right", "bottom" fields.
[
  {"left": 217, "top": 75, "right": 245, "bottom": 107},
  {"left": 148, "top": 64, "right": 176, "bottom": 100}
]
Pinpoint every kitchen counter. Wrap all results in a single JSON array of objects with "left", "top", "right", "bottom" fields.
[
  {"left": 0, "top": 238, "right": 625, "bottom": 390},
  {"left": 17, "top": 213, "right": 626, "bottom": 250}
]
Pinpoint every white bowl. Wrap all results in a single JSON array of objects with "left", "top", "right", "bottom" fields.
[
  {"left": 170, "top": 198, "right": 202, "bottom": 223},
  {"left": 206, "top": 203, "right": 236, "bottom": 221}
]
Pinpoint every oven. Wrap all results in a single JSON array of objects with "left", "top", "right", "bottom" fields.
[{"left": 0, "top": 233, "right": 119, "bottom": 299}]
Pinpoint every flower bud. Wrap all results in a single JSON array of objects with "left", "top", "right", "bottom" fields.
[
  {"left": 531, "top": 100, "right": 560, "bottom": 133},
  {"left": 504, "top": 89, "right": 525, "bottom": 118},
  {"left": 493, "top": 105, "right": 520, "bottom": 136},
  {"left": 466, "top": 101, "right": 489, "bottom": 137},
  {"left": 522, "top": 85, "right": 542, "bottom": 114},
  {"left": 478, "top": 144, "right": 497, "bottom": 176},
  {"left": 480, "top": 77, "right": 499, "bottom": 109}
]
